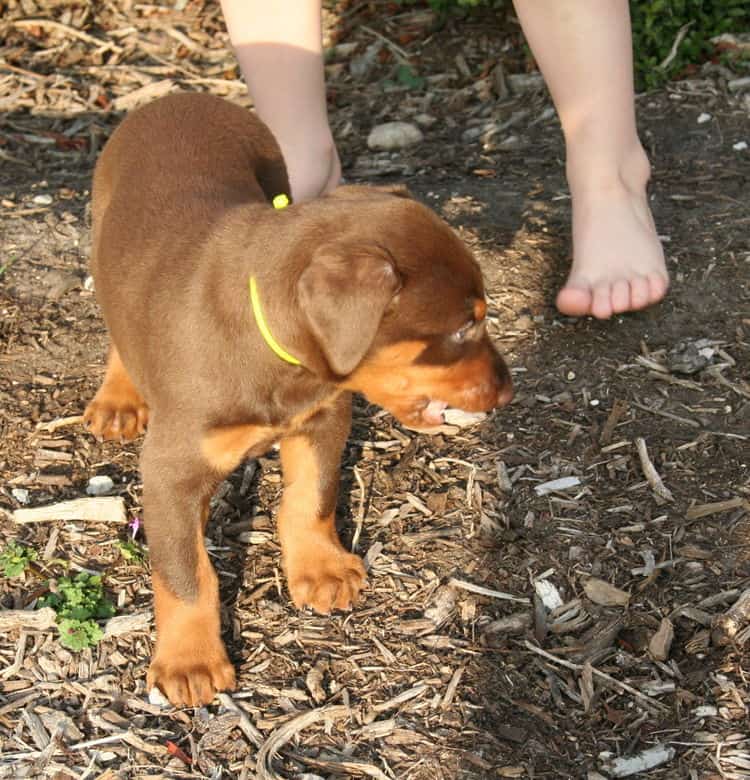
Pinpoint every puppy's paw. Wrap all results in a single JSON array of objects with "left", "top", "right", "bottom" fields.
[
  {"left": 286, "top": 545, "right": 367, "bottom": 613},
  {"left": 84, "top": 392, "right": 149, "bottom": 441},
  {"left": 147, "top": 645, "right": 236, "bottom": 707}
]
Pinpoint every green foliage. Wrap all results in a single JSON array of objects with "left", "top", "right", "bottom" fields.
[
  {"left": 39, "top": 572, "right": 116, "bottom": 651},
  {"left": 116, "top": 539, "right": 147, "bottom": 565},
  {"left": 396, "top": 63, "right": 426, "bottom": 90},
  {"left": 630, "top": 0, "right": 750, "bottom": 89},
  {"left": 0, "top": 542, "right": 37, "bottom": 578}
]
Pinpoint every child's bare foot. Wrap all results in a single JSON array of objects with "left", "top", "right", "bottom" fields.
[{"left": 557, "top": 147, "right": 668, "bottom": 319}]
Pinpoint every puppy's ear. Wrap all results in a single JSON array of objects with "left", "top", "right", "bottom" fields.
[{"left": 298, "top": 242, "right": 401, "bottom": 376}]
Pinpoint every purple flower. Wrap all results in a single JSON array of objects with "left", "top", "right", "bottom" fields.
[{"left": 127, "top": 516, "right": 141, "bottom": 540}]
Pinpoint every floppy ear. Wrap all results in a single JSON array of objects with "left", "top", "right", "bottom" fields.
[{"left": 298, "top": 242, "right": 401, "bottom": 376}]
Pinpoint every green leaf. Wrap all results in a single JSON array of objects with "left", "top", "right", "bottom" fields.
[
  {"left": 396, "top": 64, "right": 426, "bottom": 90},
  {"left": 0, "top": 542, "right": 38, "bottom": 578}
]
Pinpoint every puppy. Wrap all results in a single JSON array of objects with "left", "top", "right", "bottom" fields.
[{"left": 84, "top": 92, "right": 512, "bottom": 706}]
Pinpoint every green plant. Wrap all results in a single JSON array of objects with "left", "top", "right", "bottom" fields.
[
  {"left": 116, "top": 539, "right": 147, "bottom": 565},
  {"left": 0, "top": 542, "right": 38, "bottom": 577},
  {"left": 39, "top": 572, "right": 116, "bottom": 651},
  {"left": 630, "top": 0, "right": 750, "bottom": 89}
]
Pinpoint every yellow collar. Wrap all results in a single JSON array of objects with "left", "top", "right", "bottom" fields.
[{"left": 249, "top": 276, "right": 301, "bottom": 366}]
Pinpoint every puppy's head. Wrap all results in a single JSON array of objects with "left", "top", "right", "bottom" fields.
[{"left": 297, "top": 187, "right": 513, "bottom": 430}]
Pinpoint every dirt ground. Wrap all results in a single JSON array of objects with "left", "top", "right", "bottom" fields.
[{"left": 1, "top": 2, "right": 749, "bottom": 778}]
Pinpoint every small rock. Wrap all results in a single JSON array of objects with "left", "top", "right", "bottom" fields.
[
  {"left": 507, "top": 72, "right": 544, "bottom": 93},
  {"left": 584, "top": 578, "right": 630, "bottom": 607},
  {"left": 11, "top": 488, "right": 30, "bottom": 505},
  {"left": 485, "top": 134, "right": 522, "bottom": 152},
  {"left": 148, "top": 687, "right": 171, "bottom": 708},
  {"left": 86, "top": 475, "right": 115, "bottom": 496},
  {"left": 697, "top": 112, "right": 712, "bottom": 123},
  {"left": 32, "top": 193, "right": 53, "bottom": 206},
  {"left": 367, "top": 122, "right": 424, "bottom": 151},
  {"left": 733, "top": 140, "right": 748, "bottom": 151},
  {"left": 414, "top": 113, "right": 437, "bottom": 128},
  {"left": 667, "top": 338, "right": 717, "bottom": 374},
  {"left": 728, "top": 75, "right": 750, "bottom": 92},
  {"left": 692, "top": 705, "right": 718, "bottom": 718},
  {"left": 461, "top": 126, "right": 483, "bottom": 143},
  {"left": 648, "top": 617, "right": 675, "bottom": 661}
]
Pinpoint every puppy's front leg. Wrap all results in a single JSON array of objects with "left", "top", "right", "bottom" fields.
[
  {"left": 279, "top": 394, "right": 367, "bottom": 613},
  {"left": 140, "top": 423, "right": 235, "bottom": 706}
]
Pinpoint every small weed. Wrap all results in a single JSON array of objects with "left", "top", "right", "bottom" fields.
[
  {"left": 116, "top": 539, "right": 147, "bottom": 565},
  {"left": 39, "top": 572, "right": 116, "bottom": 651},
  {"left": 0, "top": 542, "right": 38, "bottom": 578}
]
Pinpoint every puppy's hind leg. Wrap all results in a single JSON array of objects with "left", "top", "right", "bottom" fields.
[{"left": 84, "top": 344, "right": 149, "bottom": 441}]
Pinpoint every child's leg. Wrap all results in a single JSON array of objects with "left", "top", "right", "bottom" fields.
[
  {"left": 514, "top": 0, "right": 668, "bottom": 318},
  {"left": 221, "top": 0, "right": 341, "bottom": 202}
]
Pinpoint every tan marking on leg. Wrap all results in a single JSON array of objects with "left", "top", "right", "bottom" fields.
[
  {"left": 278, "top": 432, "right": 365, "bottom": 613},
  {"left": 84, "top": 344, "right": 149, "bottom": 440},
  {"left": 201, "top": 424, "right": 279, "bottom": 474},
  {"left": 147, "top": 525, "right": 235, "bottom": 706}
]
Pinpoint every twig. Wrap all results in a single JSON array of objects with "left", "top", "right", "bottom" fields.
[
  {"left": 35, "top": 415, "right": 84, "bottom": 433},
  {"left": 9, "top": 19, "right": 123, "bottom": 52},
  {"left": 256, "top": 704, "right": 352, "bottom": 779},
  {"left": 635, "top": 438, "right": 674, "bottom": 502},
  {"left": 632, "top": 401, "right": 700, "bottom": 429},
  {"left": 351, "top": 466, "right": 366, "bottom": 553},
  {"left": 361, "top": 25, "right": 410, "bottom": 61},
  {"left": 449, "top": 577, "right": 530, "bottom": 604},
  {"left": 658, "top": 21, "right": 695, "bottom": 70},
  {"left": 686, "top": 496, "right": 747, "bottom": 521},
  {"left": 217, "top": 692, "right": 264, "bottom": 748},
  {"left": 524, "top": 640, "right": 669, "bottom": 714}
]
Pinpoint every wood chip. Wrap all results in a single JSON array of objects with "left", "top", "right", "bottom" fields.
[
  {"left": 111, "top": 79, "right": 175, "bottom": 111},
  {"left": 600, "top": 744, "right": 676, "bottom": 777},
  {"left": 256, "top": 705, "right": 353, "bottom": 780},
  {"left": 102, "top": 612, "right": 151, "bottom": 638},
  {"left": 712, "top": 588, "right": 750, "bottom": 647},
  {"left": 635, "top": 438, "right": 674, "bottom": 502},
  {"left": 12, "top": 496, "right": 126, "bottom": 524},
  {"left": 0, "top": 608, "right": 57, "bottom": 632},
  {"left": 583, "top": 578, "right": 630, "bottom": 607},
  {"left": 685, "top": 496, "right": 747, "bottom": 520},
  {"left": 649, "top": 617, "right": 674, "bottom": 661},
  {"left": 533, "top": 476, "right": 581, "bottom": 496}
]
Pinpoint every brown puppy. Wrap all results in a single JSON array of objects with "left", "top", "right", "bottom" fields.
[{"left": 84, "top": 92, "right": 512, "bottom": 706}]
